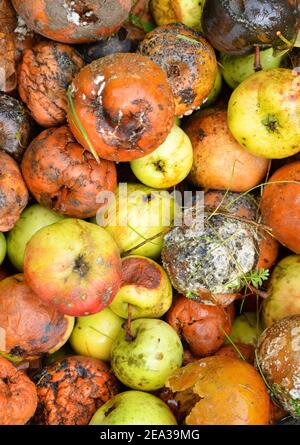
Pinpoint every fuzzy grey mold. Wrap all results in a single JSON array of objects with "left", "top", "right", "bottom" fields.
[{"left": 162, "top": 206, "right": 259, "bottom": 298}]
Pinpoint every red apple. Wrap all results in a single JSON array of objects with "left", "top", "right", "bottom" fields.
[{"left": 24, "top": 219, "right": 122, "bottom": 316}]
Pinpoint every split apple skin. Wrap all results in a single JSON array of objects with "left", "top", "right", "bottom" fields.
[
  {"left": 23, "top": 219, "right": 122, "bottom": 317},
  {"left": 110, "top": 256, "right": 173, "bottom": 319},
  {"left": 130, "top": 125, "right": 193, "bottom": 189},
  {"left": 7, "top": 204, "right": 65, "bottom": 272},
  {"left": 90, "top": 390, "right": 177, "bottom": 425},
  {"left": 111, "top": 318, "right": 183, "bottom": 391},
  {"left": 228, "top": 68, "right": 300, "bottom": 159},
  {"left": 70, "top": 307, "right": 124, "bottom": 362}
]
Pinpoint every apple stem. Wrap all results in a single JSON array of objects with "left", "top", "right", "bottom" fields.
[
  {"left": 125, "top": 304, "right": 134, "bottom": 341},
  {"left": 254, "top": 45, "right": 262, "bottom": 72}
]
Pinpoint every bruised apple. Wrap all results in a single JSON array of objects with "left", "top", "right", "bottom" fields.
[
  {"left": 0, "top": 275, "right": 74, "bottom": 361},
  {"left": 110, "top": 256, "right": 173, "bottom": 319},
  {"left": 24, "top": 219, "right": 122, "bottom": 316}
]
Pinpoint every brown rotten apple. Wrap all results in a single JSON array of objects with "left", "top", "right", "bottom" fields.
[
  {"left": 24, "top": 219, "right": 122, "bottom": 316},
  {"left": 67, "top": 53, "right": 175, "bottom": 162},
  {"left": 166, "top": 295, "right": 232, "bottom": 357},
  {"left": 18, "top": 41, "right": 84, "bottom": 127},
  {"left": 0, "top": 274, "right": 74, "bottom": 361},
  {"left": 0, "top": 150, "right": 28, "bottom": 232},
  {"left": 0, "top": 356, "right": 37, "bottom": 425},
  {"left": 139, "top": 23, "right": 217, "bottom": 117},
  {"left": 21, "top": 126, "right": 117, "bottom": 219},
  {"left": 33, "top": 356, "right": 119, "bottom": 425},
  {"left": 12, "top": 0, "right": 132, "bottom": 44}
]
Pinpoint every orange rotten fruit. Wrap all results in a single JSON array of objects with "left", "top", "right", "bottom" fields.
[
  {"left": 184, "top": 109, "right": 269, "bottom": 192},
  {"left": 11, "top": 0, "right": 132, "bottom": 44},
  {"left": 0, "top": 150, "right": 28, "bottom": 232},
  {"left": 166, "top": 295, "right": 232, "bottom": 357},
  {"left": 261, "top": 161, "right": 300, "bottom": 254},
  {"left": 67, "top": 53, "right": 175, "bottom": 162},
  {"left": 18, "top": 41, "right": 84, "bottom": 127},
  {"left": 166, "top": 356, "right": 271, "bottom": 425},
  {"left": 139, "top": 23, "right": 217, "bottom": 117},
  {"left": 0, "top": 356, "right": 38, "bottom": 425},
  {"left": 21, "top": 126, "right": 117, "bottom": 218},
  {"left": 33, "top": 356, "right": 119, "bottom": 425},
  {"left": 0, "top": 274, "right": 74, "bottom": 361}
]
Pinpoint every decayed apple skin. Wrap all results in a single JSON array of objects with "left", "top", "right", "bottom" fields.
[
  {"left": 0, "top": 274, "right": 74, "bottom": 361},
  {"left": 261, "top": 162, "right": 300, "bottom": 253},
  {"left": 139, "top": 23, "right": 217, "bottom": 117},
  {"left": 90, "top": 390, "right": 177, "bottom": 425},
  {"left": 24, "top": 219, "right": 122, "bottom": 317},
  {"left": 263, "top": 256, "right": 300, "bottom": 328},
  {"left": 110, "top": 255, "right": 173, "bottom": 319},
  {"left": 166, "top": 295, "right": 232, "bottom": 357},
  {"left": 228, "top": 68, "right": 300, "bottom": 159},
  {"left": 202, "top": 0, "right": 299, "bottom": 56},
  {"left": 257, "top": 315, "right": 300, "bottom": 417},
  {"left": 111, "top": 318, "right": 183, "bottom": 391},
  {"left": 12, "top": 0, "right": 132, "bottom": 44},
  {"left": 166, "top": 356, "right": 271, "bottom": 425}
]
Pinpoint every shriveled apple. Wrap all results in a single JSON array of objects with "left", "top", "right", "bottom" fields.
[{"left": 0, "top": 274, "right": 74, "bottom": 361}]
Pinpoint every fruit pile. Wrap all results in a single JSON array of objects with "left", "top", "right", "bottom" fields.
[{"left": 0, "top": 0, "right": 300, "bottom": 426}]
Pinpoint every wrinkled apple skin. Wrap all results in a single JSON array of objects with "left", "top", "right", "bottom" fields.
[
  {"left": 90, "top": 390, "right": 177, "bottom": 425},
  {"left": 130, "top": 125, "right": 193, "bottom": 189},
  {"left": 24, "top": 219, "right": 122, "bottom": 317},
  {"left": 110, "top": 256, "right": 173, "bottom": 319},
  {"left": 220, "top": 48, "right": 284, "bottom": 90},
  {"left": 263, "top": 256, "right": 300, "bottom": 328},
  {"left": 70, "top": 308, "right": 124, "bottom": 361},
  {"left": 104, "top": 183, "right": 175, "bottom": 259},
  {"left": 7, "top": 204, "right": 64, "bottom": 271},
  {"left": 111, "top": 318, "right": 183, "bottom": 391},
  {"left": 228, "top": 68, "right": 300, "bottom": 159}
]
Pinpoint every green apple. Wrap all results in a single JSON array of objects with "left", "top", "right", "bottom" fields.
[
  {"left": 110, "top": 256, "right": 173, "bottom": 319},
  {"left": 103, "top": 183, "right": 175, "bottom": 259},
  {"left": 220, "top": 48, "right": 284, "bottom": 90},
  {"left": 0, "top": 233, "right": 6, "bottom": 265},
  {"left": 69, "top": 307, "right": 124, "bottom": 361},
  {"left": 130, "top": 126, "right": 193, "bottom": 189},
  {"left": 228, "top": 68, "right": 300, "bottom": 159},
  {"left": 228, "top": 312, "right": 263, "bottom": 347},
  {"left": 90, "top": 390, "right": 177, "bottom": 425},
  {"left": 7, "top": 204, "right": 64, "bottom": 271},
  {"left": 111, "top": 318, "right": 183, "bottom": 391},
  {"left": 263, "top": 255, "right": 300, "bottom": 328},
  {"left": 201, "top": 68, "right": 222, "bottom": 108}
]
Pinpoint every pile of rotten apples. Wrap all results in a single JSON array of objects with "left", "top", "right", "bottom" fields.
[{"left": 0, "top": 0, "right": 300, "bottom": 426}]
